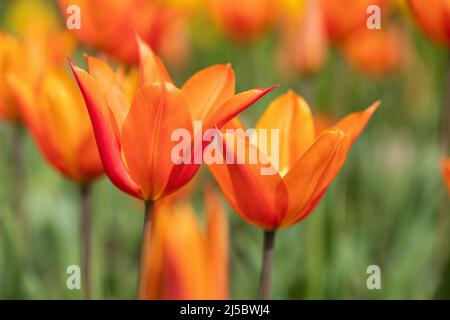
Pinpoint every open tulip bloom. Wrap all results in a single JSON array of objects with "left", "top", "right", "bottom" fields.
[
  {"left": 69, "top": 36, "right": 275, "bottom": 292},
  {"left": 208, "top": 91, "right": 379, "bottom": 298}
]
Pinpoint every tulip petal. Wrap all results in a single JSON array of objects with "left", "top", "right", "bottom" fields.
[
  {"left": 281, "top": 102, "right": 379, "bottom": 226},
  {"left": 86, "top": 55, "right": 131, "bottom": 129},
  {"left": 69, "top": 59, "right": 140, "bottom": 197},
  {"left": 205, "top": 189, "right": 228, "bottom": 299},
  {"left": 205, "top": 85, "right": 278, "bottom": 130},
  {"left": 162, "top": 204, "right": 209, "bottom": 299},
  {"left": 136, "top": 34, "right": 173, "bottom": 86},
  {"left": 330, "top": 101, "right": 380, "bottom": 151},
  {"left": 7, "top": 73, "right": 62, "bottom": 170},
  {"left": 281, "top": 130, "right": 344, "bottom": 227},
  {"left": 408, "top": 0, "right": 449, "bottom": 44},
  {"left": 296, "top": 102, "right": 380, "bottom": 220},
  {"left": 256, "top": 90, "right": 315, "bottom": 175},
  {"left": 121, "top": 82, "right": 193, "bottom": 200},
  {"left": 209, "top": 131, "right": 288, "bottom": 230},
  {"left": 182, "top": 64, "right": 235, "bottom": 123}
]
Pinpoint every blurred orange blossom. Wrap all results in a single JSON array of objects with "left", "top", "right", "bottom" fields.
[
  {"left": 341, "top": 27, "right": 404, "bottom": 75},
  {"left": 208, "top": 0, "right": 278, "bottom": 42},
  {"left": 139, "top": 190, "right": 228, "bottom": 299},
  {"left": 0, "top": 11, "right": 74, "bottom": 122},
  {"left": 7, "top": 69, "right": 103, "bottom": 184},
  {"left": 407, "top": 0, "right": 450, "bottom": 47},
  {"left": 320, "top": 0, "right": 386, "bottom": 41},
  {"left": 278, "top": 0, "right": 328, "bottom": 75},
  {"left": 69, "top": 37, "right": 275, "bottom": 201},
  {"left": 209, "top": 91, "right": 379, "bottom": 230},
  {"left": 58, "top": 0, "right": 190, "bottom": 66}
]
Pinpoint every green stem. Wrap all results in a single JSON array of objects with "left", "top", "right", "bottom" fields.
[
  {"left": 11, "top": 124, "right": 26, "bottom": 242},
  {"left": 138, "top": 200, "right": 153, "bottom": 299},
  {"left": 80, "top": 185, "right": 92, "bottom": 299},
  {"left": 258, "top": 230, "right": 276, "bottom": 300}
]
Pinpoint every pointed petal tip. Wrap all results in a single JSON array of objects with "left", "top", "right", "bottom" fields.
[
  {"left": 67, "top": 56, "right": 78, "bottom": 73},
  {"left": 368, "top": 100, "right": 381, "bottom": 113},
  {"left": 263, "top": 84, "right": 279, "bottom": 94}
]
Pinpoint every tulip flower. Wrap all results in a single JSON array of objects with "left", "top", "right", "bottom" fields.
[
  {"left": 208, "top": 0, "right": 278, "bottom": 42},
  {"left": 208, "top": 91, "right": 379, "bottom": 298},
  {"left": 7, "top": 69, "right": 103, "bottom": 184},
  {"left": 320, "top": 0, "right": 385, "bottom": 41},
  {"left": 69, "top": 37, "right": 275, "bottom": 294},
  {"left": 7, "top": 68, "right": 104, "bottom": 299},
  {"left": 277, "top": 0, "right": 328, "bottom": 75},
  {"left": 0, "top": 0, "right": 75, "bottom": 250},
  {"left": 58, "top": 0, "right": 190, "bottom": 66},
  {"left": 407, "top": 0, "right": 450, "bottom": 47},
  {"left": 341, "top": 27, "right": 404, "bottom": 75},
  {"left": 139, "top": 189, "right": 228, "bottom": 299},
  {"left": 442, "top": 159, "right": 450, "bottom": 196}
]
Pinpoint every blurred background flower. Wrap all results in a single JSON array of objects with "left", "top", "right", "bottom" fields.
[
  {"left": 57, "top": 0, "right": 191, "bottom": 67},
  {"left": 139, "top": 189, "right": 228, "bottom": 299}
]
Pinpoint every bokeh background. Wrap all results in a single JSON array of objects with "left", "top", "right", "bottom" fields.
[{"left": 0, "top": 0, "right": 449, "bottom": 299}]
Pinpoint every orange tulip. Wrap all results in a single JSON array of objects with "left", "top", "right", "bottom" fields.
[
  {"left": 278, "top": 0, "right": 328, "bottom": 75},
  {"left": 0, "top": 30, "right": 74, "bottom": 123},
  {"left": 320, "top": 0, "right": 385, "bottom": 41},
  {"left": 58, "top": 0, "right": 190, "bottom": 65},
  {"left": 208, "top": 0, "right": 278, "bottom": 42},
  {"left": 139, "top": 190, "right": 228, "bottom": 299},
  {"left": 442, "top": 159, "right": 450, "bottom": 196},
  {"left": 69, "top": 37, "right": 275, "bottom": 201},
  {"left": 341, "top": 27, "right": 404, "bottom": 75},
  {"left": 209, "top": 91, "right": 379, "bottom": 231},
  {"left": 7, "top": 69, "right": 103, "bottom": 184},
  {"left": 408, "top": 0, "right": 450, "bottom": 47}
]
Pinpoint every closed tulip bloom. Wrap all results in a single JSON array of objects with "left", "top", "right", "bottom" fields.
[
  {"left": 140, "top": 190, "right": 228, "bottom": 299},
  {"left": 209, "top": 91, "right": 379, "bottom": 231},
  {"left": 7, "top": 69, "right": 103, "bottom": 184},
  {"left": 341, "top": 28, "right": 404, "bottom": 75},
  {"left": 8, "top": 67, "right": 103, "bottom": 298},
  {"left": 442, "top": 159, "right": 450, "bottom": 195},
  {"left": 69, "top": 38, "right": 275, "bottom": 201},
  {"left": 408, "top": 0, "right": 450, "bottom": 46},
  {"left": 58, "top": 0, "right": 190, "bottom": 65},
  {"left": 208, "top": 0, "right": 278, "bottom": 42}
]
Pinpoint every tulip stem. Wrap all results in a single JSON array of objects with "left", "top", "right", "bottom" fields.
[
  {"left": 80, "top": 185, "right": 92, "bottom": 300},
  {"left": 11, "top": 124, "right": 27, "bottom": 243},
  {"left": 138, "top": 200, "right": 153, "bottom": 298},
  {"left": 443, "top": 53, "right": 450, "bottom": 152},
  {"left": 259, "top": 230, "right": 276, "bottom": 300}
]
